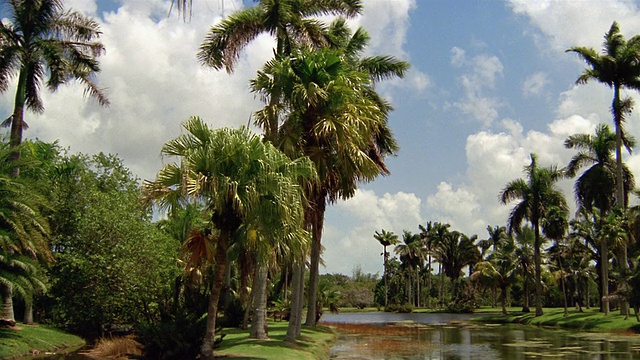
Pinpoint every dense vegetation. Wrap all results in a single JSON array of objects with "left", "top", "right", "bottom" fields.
[{"left": 1, "top": 1, "right": 640, "bottom": 360}]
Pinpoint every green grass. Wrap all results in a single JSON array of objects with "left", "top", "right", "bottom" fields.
[
  {"left": 0, "top": 324, "right": 85, "bottom": 358},
  {"left": 475, "top": 307, "right": 640, "bottom": 333},
  {"left": 214, "top": 322, "right": 336, "bottom": 360}
]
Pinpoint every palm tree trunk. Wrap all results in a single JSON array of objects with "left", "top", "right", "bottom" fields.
[
  {"left": 23, "top": 302, "right": 33, "bottom": 324},
  {"left": 201, "top": 231, "right": 230, "bottom": 360},
  {"left": 613, "top": 85, "right": 629, "bottom": 317},
  {"left": 500, "top": 283, "right": 508, "bottom": 314},
  {"left": 560, "top": 262, "right": 568, "bottom": 317},
  {"left": 249, "top": 263, "right": 269, "bottom": 339},
  {"left": 600, "top": 211, "right": 610, "bottom": 315},
  {"left": 383, "top": 246, "right": 388, "bottom": 308},
  {"left": 9, "top": 69, "right": 27, "bottom": 176},
  {"left": 0, "top": 283, "right": 14, "bottom": 321},
  {"left": 285, "top": 261, "right": 304, "bottom": 342},
  {"left": 534, "top": 221, "right": 543, "bottom": 317},
  {"left": 427, "top": 255, "right": 432, "bottom": 308},
  {"left": 306, "top": 196, "right": 325, "bottom": 326}
]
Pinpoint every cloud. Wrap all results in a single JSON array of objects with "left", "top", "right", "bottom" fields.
[
  {"left": 322, "top": 189, "right": 423, "bottom": 275},
  {"left": 522, "top": 71, "right": 548, "bottom": 97},
  {"left": 452, "top": 51, "right": 505, "bottom": 126}
]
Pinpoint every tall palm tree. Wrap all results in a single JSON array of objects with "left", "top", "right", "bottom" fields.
[
  {"left": 198, "top": 0, "right": 362, "bottom": 139},
  {"left": 500, "top": 154, "right": 568, "bottom": 317},
  {"left": 373, "top": 229, "right": 399, "bottom": 308},
  {"left": 514, "top": 226, "right": 535, "bottom": 312},
  {"left": 394, "top": 230, "right": 423, "bottom": 307},
  {"left": 565, "top": 123, "right": 635, "bottom": 314},
  {"left": 251, "top": 45, "right": 402, "bottom": 326},
  {"left": 0, "top": 0, "right": 108, "bottom": 169},
  {"left": 143, "top": 117, "right": 316, "bottom": 359},
  {"left": 567, "top": 21, "right": 640, "bottom": 209}
]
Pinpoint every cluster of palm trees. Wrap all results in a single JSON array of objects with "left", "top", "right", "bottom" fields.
[{"left": 143, "top": 1, "right": 409, "bottom": 359}]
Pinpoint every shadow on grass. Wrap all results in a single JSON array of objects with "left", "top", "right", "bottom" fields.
[
  {"left": 214, "top": 324, "right": 334, "bottom": 359},
  {"left": 0, "top": 327, "right": 22, "bottom": 340}
]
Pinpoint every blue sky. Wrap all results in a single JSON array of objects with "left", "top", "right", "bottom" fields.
[{"left": 2, "top": 0, "right": 640, "bottom": 276}]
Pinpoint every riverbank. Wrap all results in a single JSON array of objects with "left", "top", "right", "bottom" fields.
[
  {"left": 214, "top": 322, "right": 336, "bottom": 359},
  {"left": 475, "top": 307, "right": 640, "bottom": 333},
  {"left": 0, "top": 324, "right": 85, "bottom": 358}
]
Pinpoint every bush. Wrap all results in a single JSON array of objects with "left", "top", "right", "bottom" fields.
[{"left": 135, "top": 311, "right": 206, "bottom": 360}]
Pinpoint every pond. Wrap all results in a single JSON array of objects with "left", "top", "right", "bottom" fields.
[{"left": 320, "top": 312, "right": 640, "bottom": 359}]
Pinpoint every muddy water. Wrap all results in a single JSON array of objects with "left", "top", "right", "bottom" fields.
[{"left": 320, "top": 313, "right": 640, "bottom": 359}]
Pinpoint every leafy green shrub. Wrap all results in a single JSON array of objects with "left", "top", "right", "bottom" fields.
[{"left": 135, "top": 311, "right": 206, "bottom": 360}]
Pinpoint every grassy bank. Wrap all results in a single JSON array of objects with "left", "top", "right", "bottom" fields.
[
  {"left": 214, "top": 322, "right": 336, "bottom": 360},
  {"left": 0, "top": 324, "right": 85, "bottom": 358},
  {"left": 475, "top": 307, "right": 640, "bottom": 333}
]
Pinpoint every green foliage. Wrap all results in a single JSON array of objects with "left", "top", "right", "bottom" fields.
[
  {"left": 39, "top": 150, "right": 180, "bottom": 338},
  {"left": 135, "top": 310, "right": 206, "bottom": 360}
]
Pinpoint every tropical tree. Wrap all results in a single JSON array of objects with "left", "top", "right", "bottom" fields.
[
  {"left": 373, "top": 229, "right": 399, "bottom": 308},
  {"left": 433, "top": 230, "right": 480, "bottom": 300},
  {"left": 514, "top": 226, "right": 535, "bottom": 312},
  {"left": 394, "top": 230, "right": 423, "bottom": 307},
  {"left": 567, "top": 21, "right": 640, "bottom": 209},
  {"left": 250, "top": 44, "right": 402, "bottom": 326},
  {"left": 500, "top": 154, "right": 568, "bottom": 316},
  {"left": 143, "top": 117, "right": 316, "bottom": 359},
  {"left": 0, "top": 143, "right": 50, "bottom": 321},
  {"left": 0, "top": 0, "right": 108, "bottom": 169},
  {"left": 472, "top": 236, "right": 517, "bottom": 314},
  {"left": 198, "top": 0, "right": 362, "bottom": 139},
  {"left": 477, "top": 225, "right": 509, "bottom": 306},
  {"left": 565, "top": 123, "right": 636, "bottom": 314}
]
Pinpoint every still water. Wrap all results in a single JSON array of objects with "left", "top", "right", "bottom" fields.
[{"left": 320, "top": 312, "right": 640, "bottom": 359}]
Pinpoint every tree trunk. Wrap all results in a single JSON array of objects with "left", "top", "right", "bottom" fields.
[
  {"left": 249, "top": 263, "right": 269, "bottom": 339},
  {"left": 23, "top": 302, "right": 33, "bottom": 324},
  {"left": 383, "top": 246, "right": 388, "bottom": 308},
  {"left": 522, "top": 275, "right": 530, "bottom": 313},
  {"left": 600, "top": 209, "right": 610, "bottom": 315},
  {"left": 534, "top": 221, "right": 543, "bottom": 317},
  {"left": 612, "top": 84, "right": 628, "bottom": 317},
  {"left": 0, "top": 283, "right": 14, "bottom": 321},
  {"left": 305, "top": 196, "right": 325, "bottom": 326},
  {"left": 500, "top": 283, "right": 508, "bottom": 315},
  {"left": 9, "top": 69, "right": 27, "bottom": 177},
  {"left": 560, "top": 262, "right": 568, "bottom": 317},
  {"left": 200, "top": 231, "right": 230, "bottom": 360},
  {"left": 285, "top": 261, "right": 304, "bottom": 342}
]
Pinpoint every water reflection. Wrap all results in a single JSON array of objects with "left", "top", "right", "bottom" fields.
[{"left": 321, "top": 313, "right": 640, "bottom": 359}]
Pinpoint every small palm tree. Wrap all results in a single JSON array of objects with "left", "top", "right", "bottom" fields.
[
  {"left": 472, "top": 236, "right": 517, "bottom": 314},
  {"left": 501, "top": 154, "right": 568, "bottom": 317},
  {"left": 143, "top": 117, "right": 316, "bottom": 359},
  {"left": 0, "top": 0, "right": 108, "bottom": 169},
  {"left": 373, "top": 229, "right": 399, "bottom": 308},
  {"left": 434, "top": 230, "right": 480, "bottom": 300}
]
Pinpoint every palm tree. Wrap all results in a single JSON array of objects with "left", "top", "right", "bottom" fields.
[
  {"left": 472, "top": 236, "right": 517, "bottom": 314},
  {"left": 251, "top": 45, "right": 402, "bottom": 327},
  {"left": 433, "top": 230, "right": 480, "bottom": 300},
  {"left": 143, "top": 117, "right": 316, "bottom": 359},
  {"left": 565, "top": 123, "right": 635, "bottom": 314},
  {"left": 0, "top": 0, "right": 108, "bottom": 170},
  {"left": 394, "top": 230, "right": 423, "bottom": 307},
  {"left": 373, "top": 229, "right": 399, "bottom": 308},
  {"left": 514, "top": 226, "right": 535, "bottom": 312},
  {"left": 567, "top": 22, "right": 640, "bottom": 209},
  {"left": 198, "top": 0, "right": 362, "bottom": 139},
  {"left": 0, "top": 143, "right": 50, "bottom": 321},
  {"left": 477, "top": 225, "right": 509, "bottom": 307},
  {"left": 500, "top": 154, "right": 568, "bottom": 317}
]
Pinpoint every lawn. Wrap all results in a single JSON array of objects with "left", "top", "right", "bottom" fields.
[
  {"left": 214, "top": 322, "right": 336, "bottom": 360},
  {"left": 475, "top": 307, "right": 640, "bottom": 333},
  {"left": 0, "top": 324, "right": 85, "bottom": 358}
]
